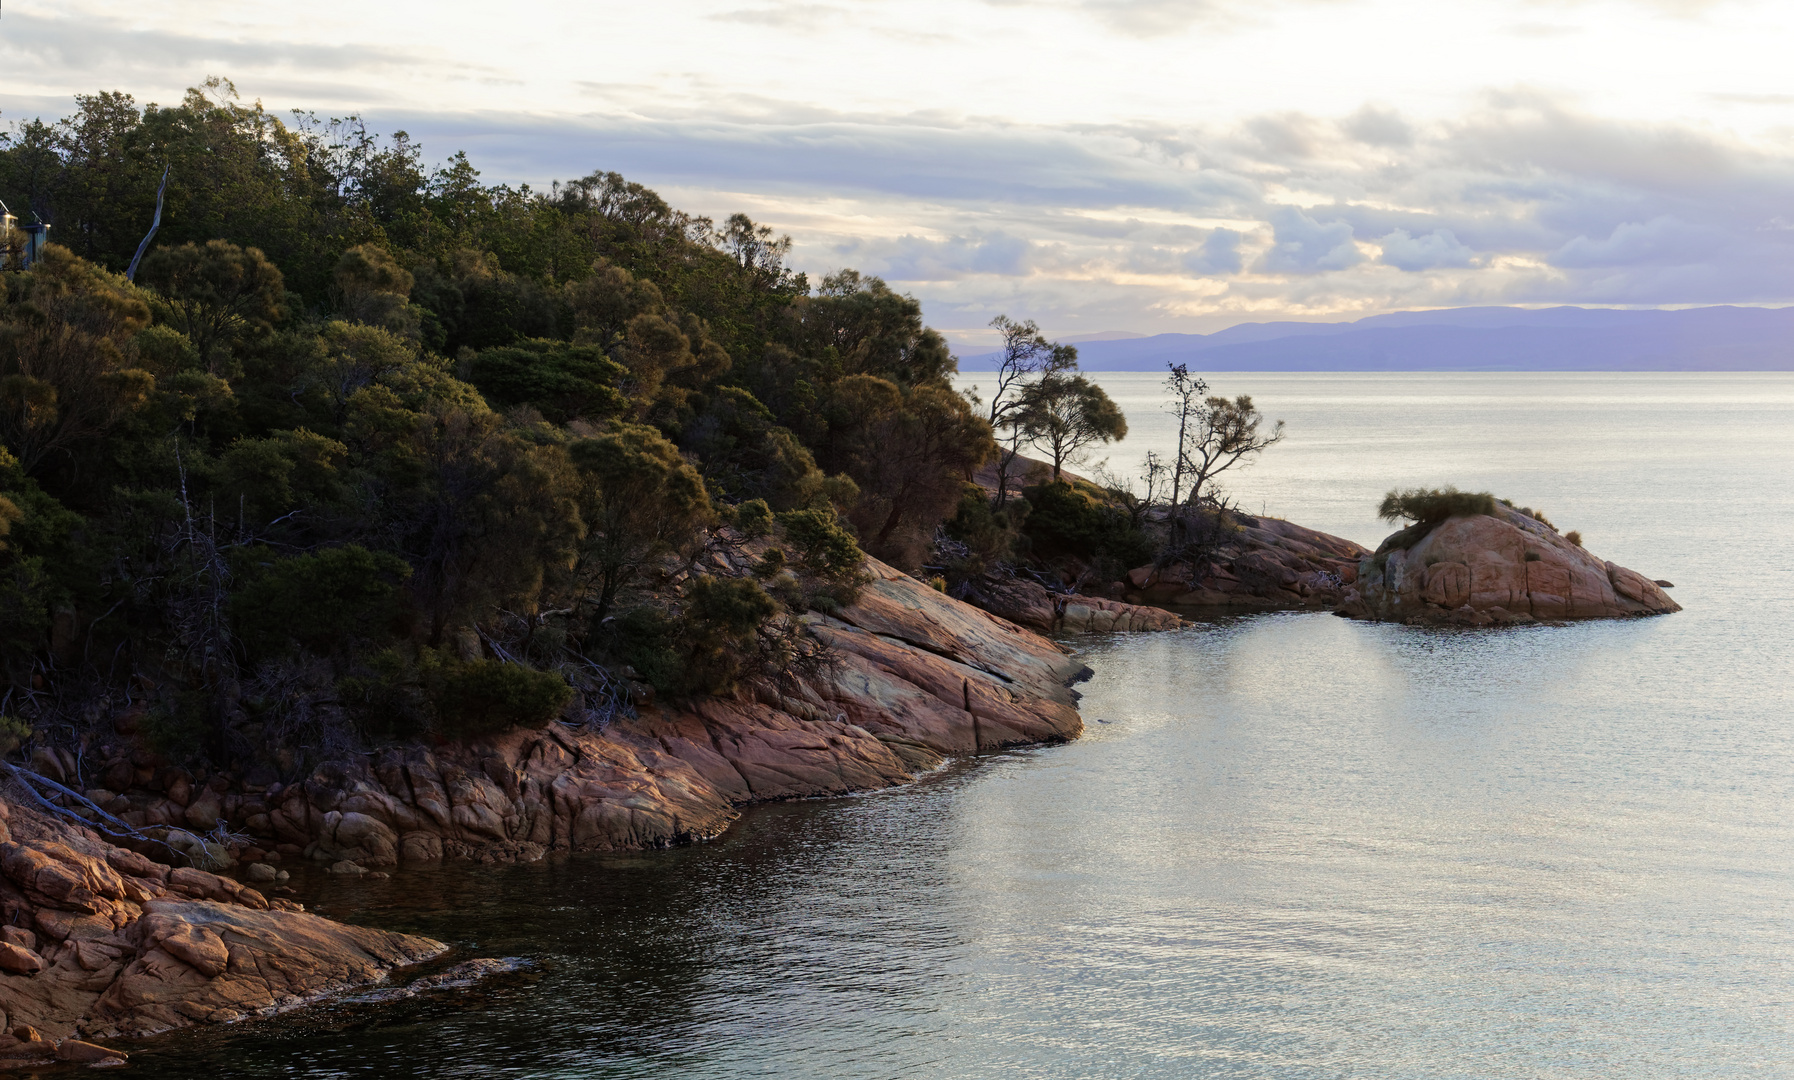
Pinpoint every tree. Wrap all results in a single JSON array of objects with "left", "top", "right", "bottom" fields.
[
  {"left": 405, "top": 416, "right": 584, "bottom": 644},
  {"left": 794, "top": 270, "right": 956, "bottom": 386},
  {"left": 1162, "top": 363, "right": 1207, "bottom": 510},
  {"left": 332, "top": 243, "right": 418, "bottom": 338},
  {"left": 815, "top": 376, "right": 994, "bottom": 568},
  {"left": 0, "top": 244, "right": 153, "bottom": 477},
  {"left": 137, "top": 240, "right": 285, "bottom": 374},
  {"left": 231, "top": 544, "right": 410, "bottom": 658},
  {"left": 569, "top": 423, "right": 712, "bottom": 620},
  {"left": 1017, "top": 373, "right": 1127, "bottom": 481},
  {"left": 466, "top": 338, "right": 626, "bottom": 424},
  {"left": 971, "top": 316, "right": 1077, "bottom": 504},
  {"left": 1179, "top": 393, "right": 1285, "bottom": 507}
]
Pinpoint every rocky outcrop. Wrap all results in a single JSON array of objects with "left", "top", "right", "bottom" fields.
[
  {"left": 1338, "top": 506, "right": 1681, "bottom": 625},
  {"left": 956, "top": 576, "right": 1184, "bottom": 635},
  {"left": 2, "top": 558, "right": 1094, "bottom": 1043},
  {"left": 1125, "top": 516, "right": 1371, "bottom": 610},
  {"left": 255, "top": 559, "right": 1089, "bottom": 871},
  {"left": 0, "top": 794, "right": 445, "bottom": 1061},
  {"left": 57, "top": 559, "right": 1088, "bottom": 880}
]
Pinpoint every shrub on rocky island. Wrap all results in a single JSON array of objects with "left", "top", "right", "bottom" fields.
[{"left": 1377, "top": 486, "right": 1499, "bottom": 526}]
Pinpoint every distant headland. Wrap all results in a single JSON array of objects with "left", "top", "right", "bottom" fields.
[{"left": 955, "top": 306, "right": 1794, "bottom": 372}]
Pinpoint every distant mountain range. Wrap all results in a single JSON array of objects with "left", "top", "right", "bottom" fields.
[{"left": 954, "top": 306, "right": 1794, "bottom": 371}]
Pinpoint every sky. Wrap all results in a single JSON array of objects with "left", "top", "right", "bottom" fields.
[{"left": 3, "top": 0, "right": 1793, "bottom": 346}]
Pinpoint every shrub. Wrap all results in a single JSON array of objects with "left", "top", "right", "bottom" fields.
[
  {"left": 232, "top": 545, "right": 411, "bottom": 658},
  {"left": 1566, "top": 530, "right": 1583, "bottom": 547},
  {"left": 603, "top": 577, "right": 779, "bottom": 699},
  {"left": 1377, "top": 487, "right": 1498, "bottom": 525},
  {"left": 431, "top": 656, "right": 572, "bottom": 739},
  {"left": 605, "top": 607, "right": 686, "bottom": 698},
  {"left": 143, "top": 691, "right": 215, "bottom": 762},
  {"left": 775, "top": 509, "right": 869, "bottom": 605},
  {"left": 1162, "top": 505, "right": 1242, "bottom": 565},
  {"left": 732, "top": 498, "right": 773, "bottom": 538},
  {"left": 467, "top": 338, "right": 627, "bottom": 424},
  {"left": 1500, "top": 499, "right": 1557, "bottom": 531},
  {"left": 777, "top": 510, "right": 863, "bottom": 576},
  {"left": 943, "top": 484, "right": 1027, "bottom": 571},
  {"left": 681, "top": 576, "right": 779, "bottom": 694},
  {"left": 336, "top": 648, "right": 434, "bottom": 744},
  {"left": 1021, "top": 481, "right": 1154, "bottom": 571}
]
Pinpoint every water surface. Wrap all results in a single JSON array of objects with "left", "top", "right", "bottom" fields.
[{"left": 124, "top": 375, "right": 1794, "bottom": 1078}]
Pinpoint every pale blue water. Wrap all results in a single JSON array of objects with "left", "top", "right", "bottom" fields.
[{"left": 125, "top": 374, "right": 1794, "bottom": 1078}]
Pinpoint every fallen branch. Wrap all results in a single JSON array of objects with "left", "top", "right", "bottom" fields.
[{"left": 2, "top": 760, "right": 215, "bottom": 867}]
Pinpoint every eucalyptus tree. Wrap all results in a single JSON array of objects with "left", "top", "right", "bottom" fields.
[
  {"left": 1017, "top": 373, "right": 1128, "bottom": 482},
  {"left": 972, "top": 315, "right": 1076, "bottom": 504}
]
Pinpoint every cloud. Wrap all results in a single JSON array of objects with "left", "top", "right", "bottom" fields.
[
  {"left": 1255, "top": 209, "right": 1363, "bottom": 273},
  {"left": 1340, "top": 105, "right": 1412, "bottom": 147},
  {"left": 7, "top": 3, "right": 1793, "bottom": 336},
  {"left": 1247, "top": 113, "right": 1324, "bottom": 159},
  {"left": 835, "top": 230, "right": 1037, "bottom": 280},
  {"left": 710, "top": 4, "right": 846, "bottom": 27},
  {"left": 1379, "top": 228, "right": 1476, "bottom": 271},
  {"left": 1185, "top": 228, "right": 1244, "bottom": 275},
  {"left": 1074, "top": 0, "right": 1227, "bottom": 35},
  {"left": 0, "top": 11, "right": 446, "bottom": 96},
  {"left": 1550, "top": 216, "right": 1723, "bottom": 268}
]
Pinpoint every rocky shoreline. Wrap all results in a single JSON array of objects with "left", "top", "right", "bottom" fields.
[
  {"left": 2, "top": 557, "right": 1144, "bottom": 1054},
  {"left": 0, "top": 509, "right": 1681, "bottom": 1057}
]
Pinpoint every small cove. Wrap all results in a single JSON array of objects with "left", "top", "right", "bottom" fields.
[{"left": 116, "top": 373, "right": 1794, "bottom": 1079}]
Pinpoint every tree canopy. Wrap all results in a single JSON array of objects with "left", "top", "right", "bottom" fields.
[{"left": 0, "top": 82, "right": 997, "bottom": 769}]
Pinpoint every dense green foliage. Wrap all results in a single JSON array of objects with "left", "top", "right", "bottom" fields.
[
  {"left": 0, "top": 84, "right": 995, "bottom": 770},
  {"left": 1377, "top": 487, "right": 1500, "bottom": 526},
  {"left": 1373, "top": 487, "right": 1563, "bottom": 559},
  {"left": 1019, "top": 481, "right": 1155, "bottom": 576}
]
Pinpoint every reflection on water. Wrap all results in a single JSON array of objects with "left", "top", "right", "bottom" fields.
[{"left": 121, "top": 376, "right": 1794, "bottom": 1078}]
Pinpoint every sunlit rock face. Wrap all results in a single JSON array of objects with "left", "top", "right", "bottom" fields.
[{"left": 1340, "top": 507, "right": 1680, "bottom": 626}]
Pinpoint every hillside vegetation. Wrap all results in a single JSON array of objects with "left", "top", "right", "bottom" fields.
[{"left": 0, "top": 83, "right": 994, "bottom": 771}]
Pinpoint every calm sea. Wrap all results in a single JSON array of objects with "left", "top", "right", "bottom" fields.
[{"left": 125, "top": 374, "right": 1794, "bottom": 1079}]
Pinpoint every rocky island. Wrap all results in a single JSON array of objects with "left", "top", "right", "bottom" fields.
[{"left": 1337, "top": 489, "right": 1680, "bottom": 625}]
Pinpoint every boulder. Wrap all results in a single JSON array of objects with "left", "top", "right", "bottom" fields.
[
  {"left": 1341, "top": 507, "right": 1680, "bottom": 624},
  {"left": 0, "top": 799, "right": 445, "bottom": 1042},
  {"left": 0, "top": 941, "right": 45, "bottom": 975}
]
